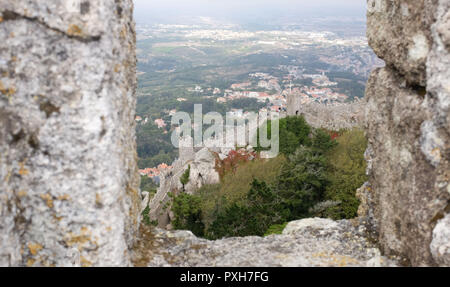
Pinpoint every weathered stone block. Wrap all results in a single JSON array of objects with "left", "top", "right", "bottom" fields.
[
  {"left": 132, "top": 218, "right": 398, "bottom": 267},
  {"left": 367, "top": 0, "right": 438, "bottom": 86},
  {"left": 0, "top": 0, "right": 140, "bottom": 266},
  {"left": 364, "top": 0, "right": 449, "bottom": 266},
  {"left": 364, "top": 67, "right": 448, "bottom": 266}
]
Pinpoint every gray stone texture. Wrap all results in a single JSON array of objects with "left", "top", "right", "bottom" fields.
[
  {"left": 147, "top": 147, "right": 220, "bottom": 228},
  {"left": 132, "top": 218, "right": 399, "bottom": 267},
  {"left": 0, "top": 0, "right": 140, "bottom": 266},
  {"left": 364, "top": 0, "right": 450, "bottom": 266},
  {"left": 367, "top": 0, "right": 437, "bottom": 86},
  {"left": 286, "top": 98, "right": 365, "bottom": 131}
]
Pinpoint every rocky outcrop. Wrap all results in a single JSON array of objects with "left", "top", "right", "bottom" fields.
[
  {"left": 363, "top": 0, "right": 449, "bottom": 266},
  {"left": 367, "top": 0, "right": 437, "bottom": 86},
  {"left": 0, "top": 0, "right": 140, "bottom": 266},
  {"left": 132, "top": 218, "right": 399, "bottom": 267},
  {"left": 147, "top": 147, "right": 220, "bottom": 228}
]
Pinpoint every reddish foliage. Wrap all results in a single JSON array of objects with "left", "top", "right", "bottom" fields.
[
  {"left": 320, "top": 128, "right": 341, "bottom": 141},
  {"left": 330, "top": 132, "right": 340, "bottom": 140},
  {"left": 214, "top": 149, "right": 259, "bottom": 180}
]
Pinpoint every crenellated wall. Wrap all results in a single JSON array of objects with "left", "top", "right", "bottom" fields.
[{"left": 0, "top": 0, "right": 140, "bottom": 266}]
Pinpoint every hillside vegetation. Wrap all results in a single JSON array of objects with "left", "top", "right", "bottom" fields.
[{"left": 171, "top": 116, "right": 368, "bottom": 239}]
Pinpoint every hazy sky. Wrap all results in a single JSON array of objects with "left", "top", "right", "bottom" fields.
[{"left": 134, "top": 0, "right": 367, "bottom": 25}]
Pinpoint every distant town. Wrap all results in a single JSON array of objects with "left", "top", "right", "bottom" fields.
[{"left": 134, "top": 22, "right": 383, "bottom": 182}]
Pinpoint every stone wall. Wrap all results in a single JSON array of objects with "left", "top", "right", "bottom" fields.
[
  {"left": 362, "top": 0, "right": 449, "bottom": 266},
  {"left": 147, "top": 147, "right": 220, "bottom": 229},
  {"left": 286, "top": 97, "right": 365, "bottom": 131},
  {"left": 132, "top": 218, "right": 398, "bottom": 267},
  {"left": 0, "top": 0, "right": 140, "bottom": 266}
]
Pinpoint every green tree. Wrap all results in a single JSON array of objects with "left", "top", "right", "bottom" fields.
[
  {"left": 323, "top": 129, "right": 367, "bottom": 219},
  {"left": 180, "top": 165, "right": 191, "bottom": 191},
  {"left": 256, "top": 116, "right": 311, "bottom": 155},
  {"left": 140, "top": 175, "right": 158, "bottom": 193},
  {"left": 170, "top": 119, "right": 366, "bottom": 239},
  {"left": 172, "top": 193, "right": 205, "bottom": 237},
  {"left": 311, "top": 129, "right": 337, "bottom": 154},
  {"left": 277, "top": 146, "right": 328, "bottom": 219},
  {"left": 206, "top": 203, "right": 254, "bottom": 239},
  {"left": 197, "top": 156, "right": 287, "bottom": 227},
  {"left": 207, "top": 179, "right": 289, "bottom": 239},
  {"left": 141, "top": 205, "right": 151, "bottom": 226},
  {"left": 246, "top": 179, "right": 288, "bottom": 224}
]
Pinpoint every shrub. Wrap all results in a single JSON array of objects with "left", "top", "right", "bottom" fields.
[
  {"left": 308, "top": 200, "right": 341, "bottom": 217},
  {"left": 206, "top": 203, "right": 255, "bottom": 239},
  {"left": 172, "top": 192, "right": 205, "bottom": 237},
  {"left": 277, "top": 146, "right": 328, "bottom": 220},
  {"left": 264, "top": 222, "right": 288, "bottom": 236},
  {"left": 311, "top": 128, "right": 338, "bottom": 154},
  {"left": 140, "top": 175, "right": 158, "bottom": 193},
  {"left": 180, "top": 165, "right": 191, "bottom": 190},
  {"left": 256, "top": 116, "right": 311, "bottom": 155},
  {"left": 206, "top": 179, "right": 288, "bottom": 239},
  {"left": 198, "top": 156, "right": 287, "bottom": 227},
  {"left": 206, "top": 154, "right": 330, "bottom": 239},
  {"left": 141, "top": 205, "right": 151, "bottom": 226},
  {"left": 322, "top": 129, "right": 367, "bottom": 219},
  {"left": 214, "top": 149, "right": 258, "bottom": 179}
]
